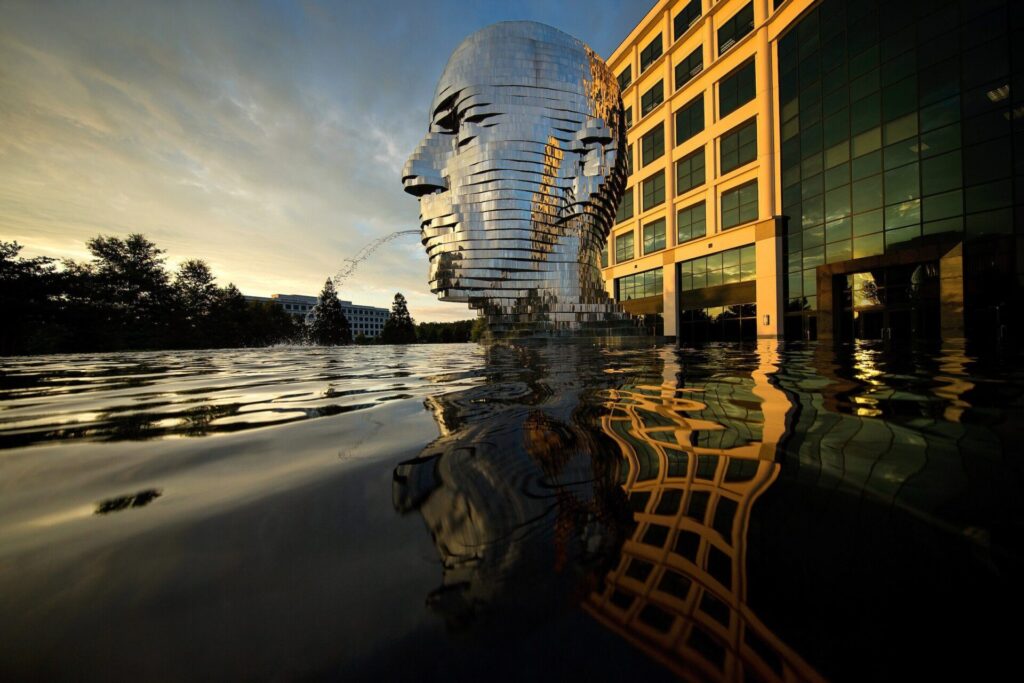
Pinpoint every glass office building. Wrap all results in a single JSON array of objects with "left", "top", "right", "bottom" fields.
[{"left": 604, "top": 0, "right": 1023, "bottom": 342}]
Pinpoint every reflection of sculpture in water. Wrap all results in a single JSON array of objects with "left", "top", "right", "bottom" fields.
[
  {"left": 394, "top": 340, "right": 822, "bottom": 680},
  {"left": 393, "top": 342, "right": 632, "bottom": 627},
  {"left": 585, "top": 346, "right": 823, "bottom": 682},
  {"left": 401, "top": 22, "right": 633, "bottom": 337}
]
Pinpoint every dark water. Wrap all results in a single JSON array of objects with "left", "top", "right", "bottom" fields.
[{"left": 1, "top": 341, "right": 1022, "bottom": 681}]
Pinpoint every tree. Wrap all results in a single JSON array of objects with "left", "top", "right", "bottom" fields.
[
  {"left": 0, "top": 241, "right": 61, "bottom": 354},
  {"left": 307, "top": 278, "right": 351, "bottom": 345},
  {"left": 173, "top": 259, "right": 219, "bottom": 345},
  {"left": 175, "top": 260, "right": 218, "bottom": 318},
  {"left": 84, "top": 233, "right": 173, "bottom": 348},
  {"left": 414, "top": 320, "right": 475, "bottom": 343},
  {"left": 380, "top": 292, "right": 417, "bottom": 344},
  {"left": 0, "top": 233, "right": 304, "bottom": 355}
]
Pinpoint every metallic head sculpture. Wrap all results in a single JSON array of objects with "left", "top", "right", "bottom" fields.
[{"left": 402, "top": 22, "right": 632, "bottom": 337}]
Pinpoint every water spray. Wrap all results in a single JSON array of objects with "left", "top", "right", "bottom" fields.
[{"left": 333, "top": 230, "right": 420, "bottom": 288}]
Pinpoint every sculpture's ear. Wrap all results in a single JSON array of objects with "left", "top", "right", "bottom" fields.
[
  {"left": 568, "top": 117, "right": 618, "bottom": 186},
  {"left": 561, "top": 117, "right": 619, "bottom": 220},
  {"left": 576, "top": 118, "right": 614, "bottom": 147}
]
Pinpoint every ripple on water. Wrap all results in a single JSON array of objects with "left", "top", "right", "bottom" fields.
[{"left": 0, "top": 344, "right": 488, "bottom": 448}]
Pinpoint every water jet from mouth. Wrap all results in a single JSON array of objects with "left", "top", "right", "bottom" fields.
[{"left": 333, "top": 230, "right": 420, "bottom": 288}]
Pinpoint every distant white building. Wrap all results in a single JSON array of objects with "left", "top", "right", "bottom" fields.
[{"left": 244, "top": 293, "right": 390, "bottom": 338}]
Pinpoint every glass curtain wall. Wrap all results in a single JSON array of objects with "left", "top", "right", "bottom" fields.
[{"left": 778, "top": 0, "right": 1024, "bottom": 339}]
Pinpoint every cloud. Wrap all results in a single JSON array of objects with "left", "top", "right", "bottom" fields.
[{"left": 0, "top": 0, "right": 650, "bottom": 321}]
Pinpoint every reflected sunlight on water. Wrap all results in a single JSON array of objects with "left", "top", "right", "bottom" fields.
[{"left": 0, "top": 345, "right": 488, "bottom": 447}]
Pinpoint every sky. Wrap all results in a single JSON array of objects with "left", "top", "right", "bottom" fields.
[{"left": 0, "top": 0, "right": 652, "bottom": 321}]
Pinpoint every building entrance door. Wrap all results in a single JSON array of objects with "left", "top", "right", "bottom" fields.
[{"left": 840, "top": 264, "right": 940, "bottom": 342}]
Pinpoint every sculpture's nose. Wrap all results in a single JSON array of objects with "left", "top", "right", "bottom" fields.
[{"left": 402, "top": 133, "right": 448, "bottom": 197}]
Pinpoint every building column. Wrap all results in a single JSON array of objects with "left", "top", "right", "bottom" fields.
[
  {"left": 663, "top": 258, "right": 678, "bottom": 341},
  {"left": 756, "top": 17, "right": 776, "bottom": 219},
  {"left": 939, "top": 242, "right": 965, "bottom": 338},
  {"left": 816, "top": 268, "right": 834, "bottom": 341},
  {"left": 755, "top": 217, "right": 784, "bottom": 339}
]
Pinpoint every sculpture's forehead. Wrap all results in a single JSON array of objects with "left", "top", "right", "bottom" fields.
[{"left": 431, "top": 29, "right": 591, "bottom": 114}]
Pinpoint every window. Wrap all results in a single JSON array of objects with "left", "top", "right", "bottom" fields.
[
  {"left": 720, "top": 119, "right": 757, "bottom": 173},
  {"left": 618, "top": 66, "right": 632, "bottom": 92},
  {"left": 718, "top": 2, "right": 754, "bottom": 55},
  {"left": 643, "top": 218, "right": 666, "bottom": 254},
  {"left": 615, "top": 231, "right": 635, "bottom": 263},
  {"left": 677, "top": 202, "right": 707, "bottom": 244},
  {"left": 600, "top": 245, "right": 609, "bottom": 268},
  {"left": 680, "top": 244, "right": 756, "bottom": 291},
  {"left": 641, "top": 124, "right": 665, "bottom": 166},
  {"left": 616, "top": 186, "right": 634, "bottom": 223},
  {"left": 721, "top": 181, "right": 759, "bottom": 229},
  {"left": 719, "top": 60, "right": 755, "bottom": 117},
  {"left": 675, "top": 47, "right": 703, "bottom": 91},
  {"left": 625, "top": 106, "right": 633, "bottom": 129},
  {"left": 676, "top": 148, "right": 705, "bottom": 194},
  {"left": 674, "top": 0, "right": 702, "bottom": 41},
  {"left": 626, "top": 143, "right": 634, "bottom": 176},
  {"left": 641, "top": 81, "right": 664, "bottom": 117},
  {"left": 640, "top": 34, "right": 663, "bottom": 73},
  {"left": 617, "top": 267, "right": 663, "bottom": 301},
  {"left": 675, "top": 94, "right": 704, "bottom": 145},
  {"left": 642, "top": 171, "right": 666, "bottom": 211}
]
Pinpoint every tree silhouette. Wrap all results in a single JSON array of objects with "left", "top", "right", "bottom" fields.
[
  {"left": 0, "top": 234, "right": 303, "bottom": 354},
  {"left": 380, "top": 292, "right": 417, "bottom": 344},
  {"left": 0, "top": 242, "right": 60, "bottom": 354},
  {"left": 83, "top": 234, "right": 174, "bottom": 348},
  {"left": 308, "top": 278, "right": 351, "bottom": 345}
]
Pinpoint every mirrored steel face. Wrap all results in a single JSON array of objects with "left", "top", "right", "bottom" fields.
[{"left": 402, "top": 22, "right": 631, "bottom": 336}]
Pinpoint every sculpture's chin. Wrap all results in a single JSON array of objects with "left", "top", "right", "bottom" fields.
[{"left": 435, "top": 290, "right": 471, "bottom": 303}]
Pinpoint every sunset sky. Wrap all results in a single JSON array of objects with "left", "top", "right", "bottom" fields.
[{"left": 0, "top": 0, "right": 651, "bottom": 321}]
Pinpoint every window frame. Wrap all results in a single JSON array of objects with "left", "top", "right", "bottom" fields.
[
  {"left": 641, "top": 124, "right": 665, "bottom": 167},
  {"left": 677, "top": 201, "right": 707, "bottom": 244},
  {"left": 640, "top": 34, "right": 664, "bottom": 73},
  {"left": 618, "top": 65, "right": 632, "bottom": 92},
  {"left": 641, "top": 80, "right": 665, "bottom": 117},
  {"left": 673, "top": 0, "right": 702, "bottom": 41},
  {"left": 642, "top": 170, "right": 667, "bottom": 211},
  {"left": 718, "top": 59, "right": 756, "bottom": 118},
  {"left": 675, "top": 93, "right": 705, "bottom": 145},
  {"left": 616, "top": 186, "right": 634, "bottom": 224},
  {"left": 718, "top": 2, "right": 754, "bottom": 56},
  {"left": 675, "top": 46, "right": 703, "bottom": 91},
  {"left": 615, "top": 230, "right": 635, "bottom": 263},
  {"left": 616, "top": 267, "right": 664, "bottom": 301},
  {"left": 676, "top": 147, "right": 706, "bottom": 194},
  {"left": 721, "top": 180, "right": 759, "bottom": 230},
  {"left": 643, "top": 217, "right": 667, "bottom": 254},
  {"left": 719, "top": 118, "right": 758, "bottom": 174}
]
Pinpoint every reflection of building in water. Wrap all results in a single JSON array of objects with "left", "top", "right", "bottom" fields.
[
  {"left": 775, "top": 342, "right": 992, "bottom": 520},
  {"left": 585, "top": 345, "right": 823, "bottom": 682}
]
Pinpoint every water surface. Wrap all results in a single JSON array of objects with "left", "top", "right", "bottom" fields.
[{"left": 1, "top": 341, "right": 1021, "bottom": 681}]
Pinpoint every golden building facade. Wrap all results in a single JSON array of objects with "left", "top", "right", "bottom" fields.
[
  {"left": 603, "top": 0, "right": 810, "bottom": 341},
  {"left": 605, "top": 0, "right": 1024, "bottom": 344}
]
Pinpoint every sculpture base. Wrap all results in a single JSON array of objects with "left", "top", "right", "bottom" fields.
[{"left": 479, "top": 315, "right": 645, "bottom": 340}]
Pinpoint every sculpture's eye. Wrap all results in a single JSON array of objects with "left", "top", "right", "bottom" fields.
[{"left": 434, "top": 105, "right": 461, "bottom": 135}]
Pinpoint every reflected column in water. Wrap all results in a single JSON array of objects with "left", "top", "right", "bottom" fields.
[{"left": 584, "top": 344, "right": 824, "bottom": 683}]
